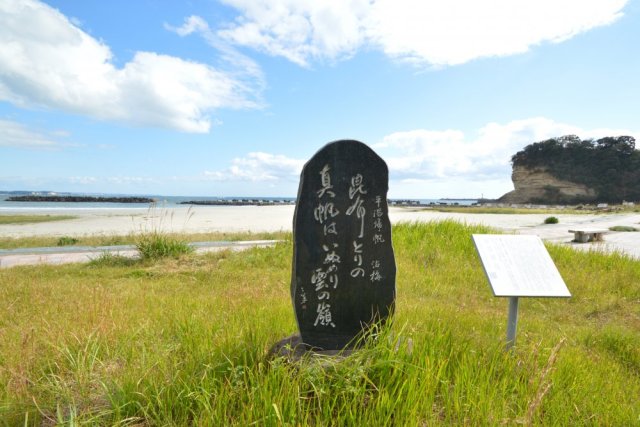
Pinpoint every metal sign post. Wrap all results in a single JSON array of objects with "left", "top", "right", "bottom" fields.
[{"left": 506, "top": 296, "right": 519, "bottom": 350}]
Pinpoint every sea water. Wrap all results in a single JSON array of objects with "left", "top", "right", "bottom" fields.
[{"left": 0, "top": 192, "right": 477, "bottom": 212}]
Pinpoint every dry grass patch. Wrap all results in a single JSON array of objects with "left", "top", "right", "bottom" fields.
[{"left": 0, "top": 214, "right": 76, "bottom": 225}]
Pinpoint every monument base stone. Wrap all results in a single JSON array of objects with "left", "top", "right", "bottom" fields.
[
  {"left": 267, "top": 334, "right": 355, "bottom": 362},
  {"left": 267, "top": 333, "right": 413, "bottom": 363}
]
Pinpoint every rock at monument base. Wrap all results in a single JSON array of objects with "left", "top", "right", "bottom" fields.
[
  {"left": 266, "top": 332, "right": 413, "bottom": 362},
  {"left": 291, "top": 140, "right": 396, "bottom": 351},
  {"left": 267, "top": 334, "right": 355, "bottom": 361}
]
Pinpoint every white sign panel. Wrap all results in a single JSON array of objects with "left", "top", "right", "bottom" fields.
[{"left": 472, "top": 234, "right": 571, "bottom": 298}]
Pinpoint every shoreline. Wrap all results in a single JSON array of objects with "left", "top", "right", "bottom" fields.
[{"left": 1, "top": 205, "right": 640, "bottom": 259}]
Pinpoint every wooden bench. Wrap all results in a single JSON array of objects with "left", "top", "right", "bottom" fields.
[{"left": 569, "top": 229, "right": 609, "bottom": 243}]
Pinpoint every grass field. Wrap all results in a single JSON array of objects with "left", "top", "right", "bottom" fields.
[
  {"left": 0, "top": 230, "right": 288, "bottom": 250},
  {"left": 0, "top": 215, "right": 76, "bottom": 225},
  {"left": 1, "top": 221, "right": 638, "bottom": 425}
]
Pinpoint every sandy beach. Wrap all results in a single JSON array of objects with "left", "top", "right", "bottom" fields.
[{"left": 2, "top": 205, "right": 640, "bottom": 259}]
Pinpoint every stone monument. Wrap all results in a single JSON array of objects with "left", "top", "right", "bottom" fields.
[{"left": 290, "top": 139, "right": 396, "bottom": 351}]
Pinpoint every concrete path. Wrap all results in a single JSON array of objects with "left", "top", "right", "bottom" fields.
[
  {"left": 391, "top": 208, "right": 640, "bottom": 259},
  {"left": 514, "top": 213, "right": 640, "bottom": 259},
  {"left": 0, "top": 240, "right": 279, "bottom": 269}
]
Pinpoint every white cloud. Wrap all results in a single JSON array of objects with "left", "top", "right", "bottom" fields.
[
  {"left": 167, "top": 15, "right": 210, "bottom": 36},
  {"left": 218, "top": 0, "right": 627, "bottom": 66},
  {"left": 0, "top": 175, "right": 50, "bottom": 188},
  {"left": 204, "top": 152, "right": 304, "bottom": 181},
  {"left": 0, "top": 0, "right": 260, "bottom": 133},
  {"left": 218, "top": 0, "right": 370, "bottom": 66},
  {"left": 166, "top": 15, "right": 265, "bottom": 87},
  {"left": 0, "top": 119, "right": 62, "bottom": 149},
  {"left": 50, "top": 129, "right": 71, "bottom": 138},
  {"left": 375, "top": 117, "right": 639, "bottom": 195},
  {"left": 66, "top": 176, "right": 159, "bottom": 187},
  {"left": 368, "top": 0, "right": 626, "bottom": 66},
  {"left": 68, "top": 176, "right": 98, "bottom": 185},
  {"left": 202, "top": 119, "right": 638, "bottom": 197},
  {"left": 106, "top": 176, "right": 158, "bottom": 185}
]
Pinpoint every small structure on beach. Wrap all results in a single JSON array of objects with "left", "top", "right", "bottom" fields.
[{"left": 569, "top": 228, "right": 609, "bottom": 243}]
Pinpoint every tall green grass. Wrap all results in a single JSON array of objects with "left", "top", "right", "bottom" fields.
[
  {"left": 0, "top": 230, "right": 288, "bottom": 251},
  {"left": 135, "top": 232, "right": 193, "bottom": 260},
  {"left": 133, "top": 204, "right": 194, "bottom": 260},
  {"left": 0, "top": 221, "right": 638, "bottom": 425}
]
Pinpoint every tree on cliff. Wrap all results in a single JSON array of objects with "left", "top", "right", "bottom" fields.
[{"left": 511, "top": 135, "right": 639, "bottom": 203}]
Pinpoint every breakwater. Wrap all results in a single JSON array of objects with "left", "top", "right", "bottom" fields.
[{"left": 7, "top": 195, "right": 156, "bottom": 203}]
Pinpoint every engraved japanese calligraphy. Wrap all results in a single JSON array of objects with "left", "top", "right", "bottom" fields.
[{"left": 291, "top": 140, "right": 396, "bottom": 350}]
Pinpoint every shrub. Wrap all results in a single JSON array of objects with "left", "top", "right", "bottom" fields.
[
  {"left": 135, "top": 232, "right": 193, "bottom": 260},
  {"left": 609, "top": 225, "right": 638, "bottom": 232},
  {"left": 544, "top": 216, "right": 559, "bottom": 224},
  {"left": 57, "top": 236, "right": 79, "bottom": 246},
  {"left": 133, "top": 203, "right": 195, "bottom": 260}
]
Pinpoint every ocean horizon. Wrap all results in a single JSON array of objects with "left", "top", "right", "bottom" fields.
[{"left": 0, "top": 191, "right": 478, "bottom": 211}]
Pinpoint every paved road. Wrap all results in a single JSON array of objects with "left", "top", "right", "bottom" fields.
[
  {"left": 2, "top": 210, "right": 640, "bottom": 268},
  {"left": 0, "top": 240, "right": 279, "bottom": 269},
  {"left": 514, "top": 213, "right": 640, "bottom": 259}
]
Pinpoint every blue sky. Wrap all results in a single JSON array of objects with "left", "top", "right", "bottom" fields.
[{"left": 1, "top": 0, "right": 638, "bottom": 198}]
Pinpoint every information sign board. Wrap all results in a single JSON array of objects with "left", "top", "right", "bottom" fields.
[{"left": 472, "top": 234, "right": 571, "bottom": 298}]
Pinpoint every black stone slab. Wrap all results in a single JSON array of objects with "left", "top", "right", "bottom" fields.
[{"left": 291, "top": 140, "right": 396, "bottom": 350}]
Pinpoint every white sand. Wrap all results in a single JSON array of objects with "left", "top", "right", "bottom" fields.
[
  {"left": 2, "top": 205, "right": 640, "bottom": 258},
  {"left": 0, "top": 205, "right": 296, "bottom": 237}
]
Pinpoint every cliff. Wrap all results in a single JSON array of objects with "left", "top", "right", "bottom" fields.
[
  {"left": 498, "top": 166, "right": 597, "bottom": 204},
  {"left": 506, "top": 135, "right": 639, "bottom": 203}
]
